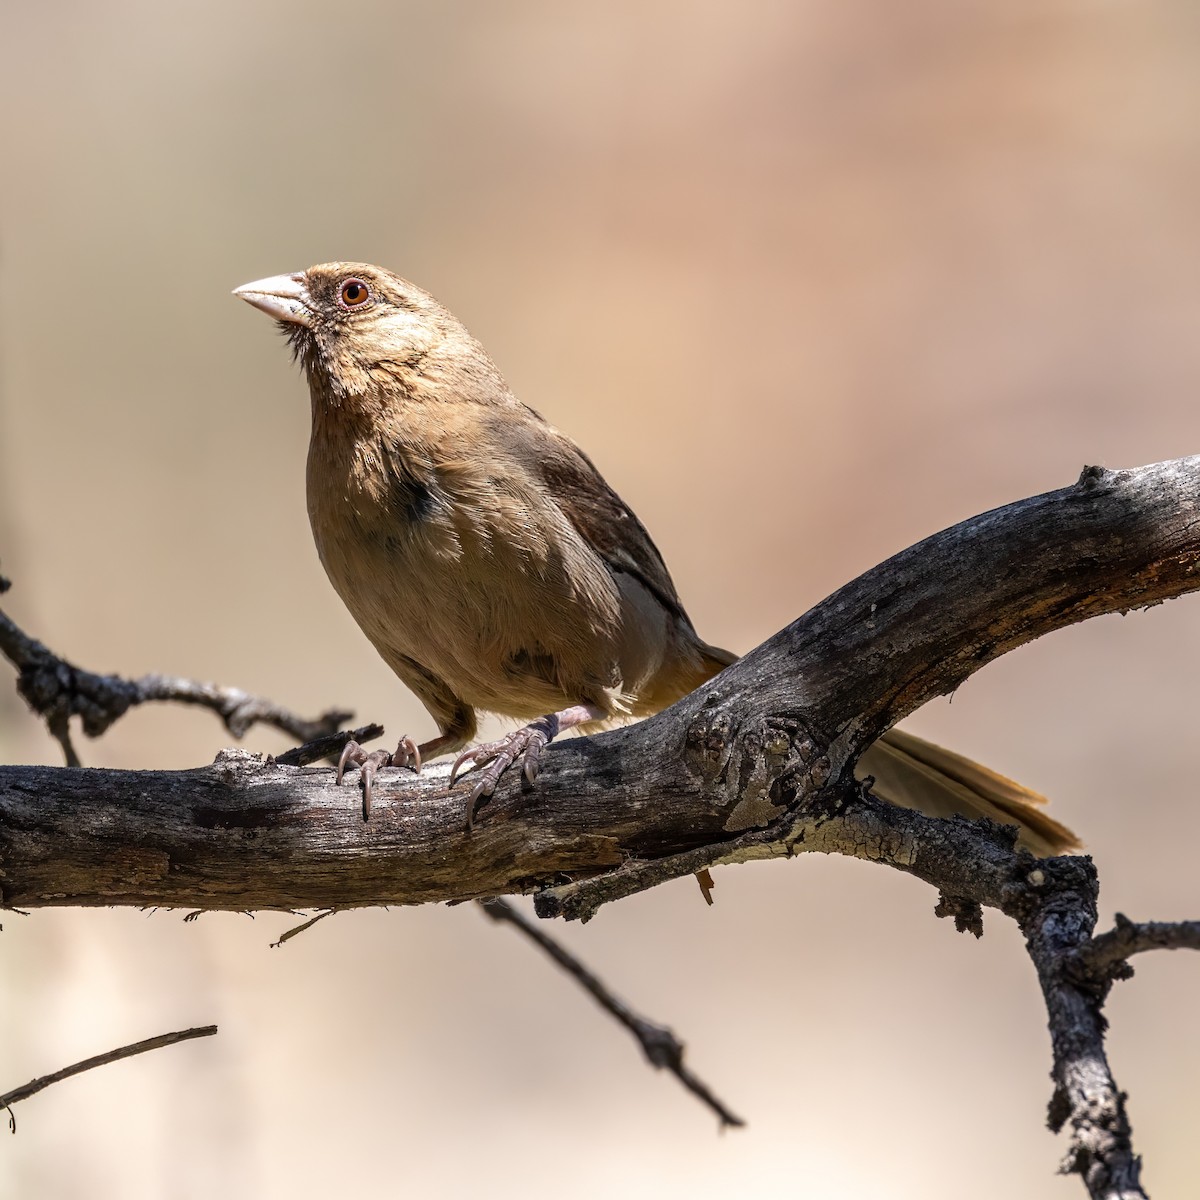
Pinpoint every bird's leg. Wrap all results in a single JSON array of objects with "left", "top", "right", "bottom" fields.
[
  {"left": 337, "top": 733, "right": 455, "bottom": 820},
  {"left": 450, "top": 703, "right": 605, "bottom": 830}
]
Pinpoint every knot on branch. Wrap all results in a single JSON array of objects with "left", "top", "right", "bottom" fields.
[
  {"left": 1053, "top": 1088, "right": 1139, "bottom": 1190},
  {"left": 17, "top": 658, "right": 138, "bottom": 738},
  {"left": 1076, "top": 463, "right": 1124, "bottom": 491},
  {"left": 1007, "top": 853, "right": 1100, "bottom": 928},
  {"left": 934, "top": 891, "right": 984, "bottom": 937},
  {"left": 211, "top": 747, "right": 271, "bottom": 785},
  {"left": 682, "top": 708, "right": 830, "bottom": 833},
  {"left": 631, "top": 1019, "right": 684, "bottom": 1071}
]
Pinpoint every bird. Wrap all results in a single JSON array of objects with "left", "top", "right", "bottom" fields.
[{"left": 234, "top": 262, "right": 1078, "bottom": 855}]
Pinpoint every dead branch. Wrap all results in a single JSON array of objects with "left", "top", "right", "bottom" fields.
[
  {"left": 0, "top": 1026, "right": 218, "bottom": 1131},
  {"left": 6, "top": 456, "right": 1200, "bottom": 1195},
  {"left": 0, "top": 596, "right": 362, "bottom": 758},
  {"left": 479, "top": 897, "right": 743, "bottom": 1128},
  {"left": 1070, "top": 912, "right": 1200, "bottom": 979}
]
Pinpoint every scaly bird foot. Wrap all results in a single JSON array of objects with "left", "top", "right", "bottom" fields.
[
  {"left": 450, "top": 717, "right": 556, "bottom": 831},
  {"left": 337, "top": 736, "right": 421, "bottom": 820}
]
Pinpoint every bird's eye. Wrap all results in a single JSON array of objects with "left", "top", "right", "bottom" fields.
[{"left": 339, "top": 279, "right": 371, "bottom": 309}]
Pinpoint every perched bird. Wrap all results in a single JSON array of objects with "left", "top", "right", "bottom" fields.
[{"left": 234, "top": 262, "right": 1078, "bottom": 854}]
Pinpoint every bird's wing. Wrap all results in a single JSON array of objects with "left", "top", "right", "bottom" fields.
[{"left": 496, "top": 407, "right": 691, "bottom": 624}]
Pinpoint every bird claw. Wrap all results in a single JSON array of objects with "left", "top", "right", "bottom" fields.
[
  {"left": 336, "top": 736, "right": 421, "bottom": 820},
  {"left": 451, "top": 720, "right": 553, "bottom": 831}
]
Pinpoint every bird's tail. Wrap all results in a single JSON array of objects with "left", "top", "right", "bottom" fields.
[
  {"left": 687, "top": 645, "right": 1078, "bottom": 857},
  {"left": 632, "top": 641, "right": 739, "bottom": 714},
  {"left": 699, "top": 642, "right": 739, "bottom": 676},
  {"left": 860, "top": 728, "right": 1079, "bottom": 857}
]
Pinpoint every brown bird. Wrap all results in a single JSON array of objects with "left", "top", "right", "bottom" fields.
[{"left": 234, "top": 262, "right": 1078, "bottom": 855}]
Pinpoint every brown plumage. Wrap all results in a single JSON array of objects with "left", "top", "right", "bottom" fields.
[{"left": 234, "top": 262, "right": 1078, "bottom": 854}]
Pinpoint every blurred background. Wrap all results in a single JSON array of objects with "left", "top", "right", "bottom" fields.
[{"left": 2, "top": 1, "right": 1199, "bottom": 1196}]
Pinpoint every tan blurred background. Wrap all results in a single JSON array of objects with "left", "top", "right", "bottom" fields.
[{"left": 2, "top": 1, "right": 1199, "bottom": 1196}]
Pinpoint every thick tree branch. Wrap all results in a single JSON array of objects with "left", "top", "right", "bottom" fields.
[
  {"left": 4, "top": 459, "right": 1198, "bottom": 912},
  {"left": 5, "top": 456, "right": 1200, "bottom": 1196}
]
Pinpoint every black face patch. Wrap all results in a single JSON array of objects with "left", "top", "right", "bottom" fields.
[{"left": 283, "top": 320, "right": 316, "bottom": 365}]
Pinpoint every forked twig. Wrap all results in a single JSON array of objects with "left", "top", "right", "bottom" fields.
[
  {"left": 1070, "top": 912, "right": 1200, "bottom": 980},
  {"left": 0, "top": 586, "right": 358, "bottom": 762}
]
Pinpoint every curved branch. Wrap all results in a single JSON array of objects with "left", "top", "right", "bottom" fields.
[
  {"left": 0, "top": 1026, "right": 218, "bottom": 1131},
  {"left": 3, "top": 458, "right": 1194, "bottom": 910},
  {"left": 5, "top": 455, "right": 1200, "bottom": 1198}
]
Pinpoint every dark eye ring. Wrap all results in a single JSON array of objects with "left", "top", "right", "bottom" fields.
[{"left": 339, "top": 278, "right": 372, "bottom": 309}]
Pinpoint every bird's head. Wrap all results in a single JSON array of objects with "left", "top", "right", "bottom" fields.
[{"left": 234, "top": 262, "right": 494, "bottom": 409}]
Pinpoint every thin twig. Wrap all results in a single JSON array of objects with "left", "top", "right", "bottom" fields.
[
  {"left": 478, "top": 897, "right": 744, "bottom": 1129},
  {"left": 1071, "top": 913, "right": 1200, "bottom": 980},
  {"left": 0, "top": 1025, "right": 218, "bottom": 1131},
  {"left": 271, "top": 909, "right": 335, "bottom": 948},
  {"left": 46, "top": 709, "right": 80, "bottom": 769},
  {"left": 274, "top": 725, "right": 384, "bottom": 767},
  {"left": 132, "top": 674, "right": 352, "bottom": 740},
  {"left": 0, "top": 590, "right": 355, "bottom": 757}
]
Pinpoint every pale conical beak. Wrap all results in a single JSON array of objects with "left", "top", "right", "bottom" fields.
[{"left": 233, "top": 272, "right": 313, "bottom": 327}]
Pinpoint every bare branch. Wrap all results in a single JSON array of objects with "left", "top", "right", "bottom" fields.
[
  {"left": 479, "top": 897, "right": 743, "bottom": 1128},
  {"left": 7, "top": 459, "right": 1198, "bottom": 913},
  {"left": 6, "top": 455, "right": 1200, "bottom": 1192},
  {"left": 270, "top": 909, "right": 336, "bottom": 947},
  {"left": 0, "top": 1025, "right": 218, "bottom": 1130},
  {"left": 274, "top": 726, "right": 384, "bottom": 767},
  {"left": 0, "top": 589, "right": 357, "bottom": 756},
  {"left": 131, "top": 673, "right": 352, "bottom": 741},
  {"left": 1071, "top": 912, "right": 1200, "bottom": 980}
]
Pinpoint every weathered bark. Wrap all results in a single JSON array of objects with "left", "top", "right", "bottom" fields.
[
  {"left": 7, "top": 456, "right": 1200, "bottom": 1199},
  {"left": 2, "top": 458, "right": 1198, "bottom": 916}
]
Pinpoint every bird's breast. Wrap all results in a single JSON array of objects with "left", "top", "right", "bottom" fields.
[{"left": 304, "top": 430, "right": 626, "bottom": 715}]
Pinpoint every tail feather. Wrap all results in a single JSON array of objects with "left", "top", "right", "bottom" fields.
[
  {"left": 633, "top": 641, "right": 738, "bottom": 715},
  {"left": 860, "top": 729, "right": 1079, "bottom": 857},
  {"left": 699, "top": 642, "right": 739, "bottom": 674}
]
